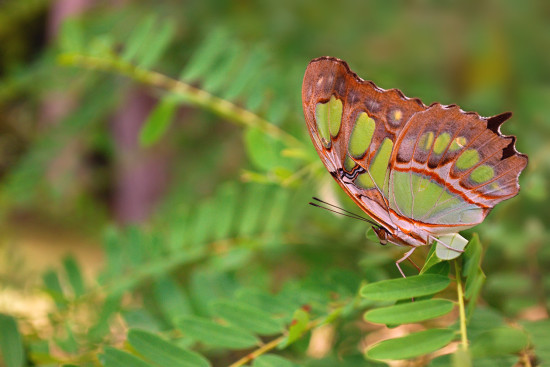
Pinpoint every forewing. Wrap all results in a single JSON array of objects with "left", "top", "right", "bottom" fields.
[{"left": 302, "top": 57, "right": 428, "bottom": 227}]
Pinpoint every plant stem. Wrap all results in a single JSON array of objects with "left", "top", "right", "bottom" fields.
[
  {"left": 228, "top": 319, "right": 320, "bottom": 367},
  {"left": 455, "top": 259, "right": 468, "bottom": 350},
  {"left": 58, "top": 53, "right": 304, "bottom": 150}
]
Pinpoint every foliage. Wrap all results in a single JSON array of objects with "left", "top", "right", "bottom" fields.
[{"left": 0, "top": 1, "right": 549, "bottom": 366}]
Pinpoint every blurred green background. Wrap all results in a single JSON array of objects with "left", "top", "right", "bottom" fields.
[{"left": 0, "top": 0, "right": 548, "bottom": 366}]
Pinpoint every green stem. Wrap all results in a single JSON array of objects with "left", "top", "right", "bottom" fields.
[
  {"left": 455, "top": 259, "right": 468, "bottom": 350},
  {"left": 58, "top": 53, "right": 304, "bottom": 150}
]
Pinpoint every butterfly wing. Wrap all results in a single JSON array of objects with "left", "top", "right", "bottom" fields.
[
  {"left": 388, "top": 103, "right": 528, "bottom": 234},
  {"left": 302, "top": 57, "right": 428, "bottom": 229}
]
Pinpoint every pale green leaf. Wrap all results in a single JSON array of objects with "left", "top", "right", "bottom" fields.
[
  {"left": 366, "top": 328, "right": 455, "bottom": 360},
  {"left": 139, "top": 97, "right": 179, "bottom": 147},
  {"left": 0, "top": 314, "right": 25, "bottom": 367},
  {"left": 127, "top": 329, "right": 211, "bottom": 367},
  {"left": 253, "top": 354, "right": 298, "bottom": 367},
  {"left": 177, "top": 316, "right": 259, "bottom": 349},
  {"left": 278, "top": 308, "right": 309, "bottom": 348},
  {"left": 360, "top": 274, "right": 450, "bottom": 301},
  {"left": 100, "top": 346, "right": 153, "bottom": 367},
  {"left": 470, "top": 327, "right": 528, "bottom": 357},
  {"left": 435, "top": 233, "right": 468, "bottom": 260},
  {"left": 364, "top": 299, "right": 454, "bottom": 325},
  {"left": 63, "top": 255, "right": 85, "bottom": 297},
  {"left": 211, "top": 299, "right": 284, "bottom": 335}
]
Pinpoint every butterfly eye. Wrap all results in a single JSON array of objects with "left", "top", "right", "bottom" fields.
[{"left": 372, "top": 226, "right": 388, "bottom": 245}]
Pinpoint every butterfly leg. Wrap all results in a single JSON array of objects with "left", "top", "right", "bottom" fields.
[{"left": 396, "top": 247, "right": 417, "bottom": 278}]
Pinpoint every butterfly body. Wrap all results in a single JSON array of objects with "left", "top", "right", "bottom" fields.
[{"left": 302, "top": 57, "right": 527, "bottom": 261}]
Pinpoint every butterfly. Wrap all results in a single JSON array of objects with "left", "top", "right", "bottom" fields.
[{"left": 302, "top": 57, "right": 528, "bottom": 275}]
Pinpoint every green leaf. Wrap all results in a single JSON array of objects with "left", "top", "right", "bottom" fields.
[
  {"left": 436, "top": 233, "right": 468, "bottom": 260},
  {"left": 139, "top": 97, "right": 179, "bottom": 147},
  {"left": 253, "top": 354, "right": 298, "bottom": 367},
  {"left": 360, "top": 274, "right": 450, "bottom": 301},
  {"left": 42, "top": 269, "right": 67, "bottom": 308},
  {"left": 100, "top": 346, "right": 153, "bottom": 367},
  {"left": 366, "top": 328, "right": 455, "bottom": 360},
  {"left": 222, "top": 47, "right": 269, "bottom": 100},
  {"left": 181, "top": 29, "right": 228, "bottom": 81},
  {"left": 127, "top": 329, "right": 211, "bottom": 367},
  {"left": 177, "top": 315, "right": 259, "bottom": 349},
  {"left": 154, "top": 276, "right": 193, "bottom": 324},
  {"left": 364, "top": 299, "right": 454, "bottom": 325},
  {"left": 122, "top": 15, "right": 156, "bottom": 62},
  {"left": 245, "top": 127, "right": 288, "bottom": 172},
  {"left": 211, "top": 299, "right": 284, "bottom": 335},
  {"left": 462, "top": 234, "right": 482, "bottom": 282},
  {"left": 278, "top": 308, "right": 310, "bottom": 348},
  {"left": 59, "top": 18, "right": 84, "bottom": 53},
  {"left": 470, "top": 327, "right": 528, "bottom": 357},
  {"left": 521, "top": 320, "right": 550, "bottom": 363},
  {"left": 138, "top": 19, "right": 176, "bottom": 68},
  {"left": 62, "top": 255, "right": 85, "bottom": 297},
  {"left": 0, "top": 314, "right": 25, "bottom": 367},
  {"left": 235, "top": 289, "right": 293, "bottom": 320}
]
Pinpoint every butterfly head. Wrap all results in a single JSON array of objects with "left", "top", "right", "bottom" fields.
[{"left": 372, "top": 226, "right": 389, "bottom": 246}]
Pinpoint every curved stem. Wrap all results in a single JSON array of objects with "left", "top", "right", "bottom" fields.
[
  {"left": 58, "top": 53, "right": 304, "bottom": 150},
  {"left": 228, "top": 319, "right": 320, "bottom": 367},
  {"left": 455, "top": 259, "right": 468, "bottom": 350}
]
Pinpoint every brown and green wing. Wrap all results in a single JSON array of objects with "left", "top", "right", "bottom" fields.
[
  {"left": 388, "top": 103, "right": 528, "bottom": 233},
  {"left": 302, "top": 56, "right": 428, "bottom": 228}
]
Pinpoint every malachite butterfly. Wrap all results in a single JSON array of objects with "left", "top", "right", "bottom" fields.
[{"left": 302, "top": 57, "right": 528, "bottom": 274}]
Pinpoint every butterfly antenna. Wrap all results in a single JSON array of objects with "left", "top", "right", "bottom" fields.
[{"left": 309, "top": 197, "right": 379, "bottom": 227}]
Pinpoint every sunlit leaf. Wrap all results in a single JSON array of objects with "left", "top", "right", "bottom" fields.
[
  {"left": 100, "top": 347, "right": 153, "bottom": 367},
  {"left": 253, "top": 354, "right": 298, "bottom": 367},
  {"left": 366, "top": 328, "right": 455, "bottom": 360},
  {"left": 127, "top": 329, "right": 211, "bottom": 367},
  {"left": 360, "top": 274, "right": 450, "bottom": 301},
  {"left": 211, "top": 299, "right": 284, "bottom": 335},
  {"left": 0, "top": 314, "right": 25, "bottom": 367},
  {"left": 364, "top": 299, "right": 454, "bottom": 325},
  {"left": 139, "top": 97, "right": 179, "bottom": 147},
  {"left": 177, "top": 316, "right": 259, "bottom": 349},
  {"left": 470, "top": 327, "right": 529, "bottom": 357},
  {"left": 62, "top": 255, "right": 85, "bottom": 298}
]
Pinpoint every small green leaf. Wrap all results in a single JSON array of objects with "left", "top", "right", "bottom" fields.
[
  {"left": 235, "top": 288, "right": 293, "bottom": 319},
  {"left": 360, "top": 274, "right": 450, "bottom": 301},
  {"left": 366, "top": 328, "right": 455, "bottom": 360},
  {"left": 462, "top": 234, "right": 482, "bottom": 281},
  {"left": 127, "top": 329, "right": 211, "bottom": 367},
  {"left": 177, "top": 315, "right": 259, "bottom": 349},
  {"left": 138, "top": 20, "right": 176, "bottom": 68},
  {"left": 0, "top": 314, "right": 25, "bottom": 367},
  {"left": 420, "top": 243, "right": 443, "bottom": 274},
  {"left": 470, "top": 327, "right": 529, "bottom": 357},
  {"left": 59, "top": 18, "right": 84, "bottom": 53},
  {"left": 100, "top": 346, "right": 153, "bottom": 367},
  {"left": 63, "top": 256, "right": 85, "bottom": 297},
  {"left": 154, "top": 276, "right": 193, "bottom": 324},
  {"left": 521, "top": 320, "right": 550, "bottom": 363},
  {"left": 211, "top": 299, "right": 284, "bottom": 335},
  {"left": 139, "top": 97, "right": 179, "bottom": 147},
  {"left": 253, "top": 354, "right": 298, "bottom": 367},
  {"left": 364, "top": 299, "right": 454, "bottom": 325},
  {"left": 436, "top": 233, "right": 468, "bottom": 260},
  {"left": 42, "top": 269, "right": 67, "bottom": 308},
  {"left": 278, "top": 308, "right": 310, "bottom": 348},
  {"left": 181, "top": 29, "right": 228, "bottom": 81},
  {"left": 122, "top": 15, "right": 156, "bottom": 62}
]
